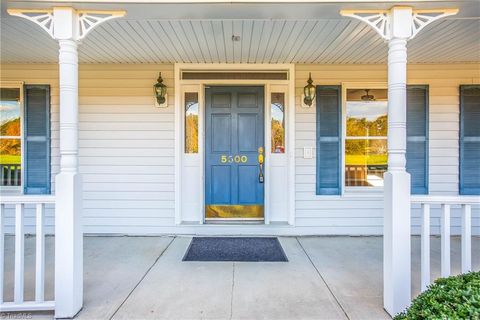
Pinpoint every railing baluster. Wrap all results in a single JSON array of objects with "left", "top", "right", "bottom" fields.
[
  {"left": 461, "top": 204, "right": 472, "bottom": 273},
  {"left": 7, "top": 166, "right": 11, "bottom": 186},
  {"left": 0, "top": 204, "right": 4, "bottom": 304},
  {"left": 441, "top": 204, "right": 451, "bottom": 278},
  {"left": 14, "top": 203, "right": 25, "bottom": 304},
  {"left": 421, "top": 203, "right": 430, "bottom": 291},
  {"left": 13, "top": 166, "right": 17, "bottom": 186},
  {"left": 35, "top": 203, "right": 45, "bottom": 302},
  {"left": 15, "top": 166, "right": 20, "bottom": 186}
]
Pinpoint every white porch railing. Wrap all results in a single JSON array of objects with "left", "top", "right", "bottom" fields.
[
  {"left": 412, "top": 195, "right": 479, "bottom": 292},
  {"left": 0, "top": 195, "right": 55, "bottom": 312}
]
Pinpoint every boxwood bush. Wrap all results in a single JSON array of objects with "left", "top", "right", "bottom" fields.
[{"left": 395, "top": 271, "right": 480, "bottom": 320}]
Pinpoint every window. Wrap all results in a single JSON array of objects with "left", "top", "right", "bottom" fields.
[
  {"left": 271, "top": 92, "right": 285, "bottom": 153},
  {"left": 317, "top": 85, "right": 428, "bottom": 194},
  {"left": 0, "top": 87, "right": 22, "bottom": 189},
  {"left": 185, "top": 92, "right": 199, "bottom": 153},
  {"left": 345, "top": 89, "right": 388, "bottom": 187},
  {"left": 460, "top": 85, "right": 480, "bottom": 195}
]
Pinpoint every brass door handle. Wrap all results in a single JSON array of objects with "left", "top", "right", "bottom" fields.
[
  {"left": 258, "top": 154, "right": 264, "bottom": 164},
  {"left": 258, "top": 147, "right": 264, "bottom": 183}
]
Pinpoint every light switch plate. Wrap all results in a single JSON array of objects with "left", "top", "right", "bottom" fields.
[{"left": 303, "top": 147, "right": 313, "bottom": 159}]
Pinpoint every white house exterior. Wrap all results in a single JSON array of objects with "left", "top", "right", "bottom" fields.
[{"left": 0, "top": 0, "right": 479, "bottom": 318}]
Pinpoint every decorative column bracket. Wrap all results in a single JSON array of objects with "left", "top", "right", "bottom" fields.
[
  {"left": 7, "top": 8, "right": 126, "bottom": 40},
  {"left": 340, "top": 8, "right": 458, "bottom": 40}
]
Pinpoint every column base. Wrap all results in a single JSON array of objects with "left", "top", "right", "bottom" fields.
[
  {"left": 54, "top": 172, "right": 83, "bottom": 319},
  {"left": 383, "top": 170, "right": 411, "bottom": 316}
]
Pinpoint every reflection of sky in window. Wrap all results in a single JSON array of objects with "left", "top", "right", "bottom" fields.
[
  {"left": 186, "top": 102, "right": 198, "bottom": 116},
  {"left": 271, "top": 103, "right": 283, "bottom": 121},
  {"left": 0, "top": 101, "right": 20, "bottom": 125},
  {"left": 346, "top": 101, "right": 387, "bottom": 121}
]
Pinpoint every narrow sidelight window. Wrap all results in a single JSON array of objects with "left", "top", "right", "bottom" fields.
[
  {"left": 271, "top": 92, "right": 285, "bottom": 153},
  {"left": 0, "top": 87, "right": 22, "bottom": 190},
  {"left": 460, "top": 85, "right": 480, "bottom": 195},
  {"left": 185, "top": 92, "right": 199, "bottom": 153}
]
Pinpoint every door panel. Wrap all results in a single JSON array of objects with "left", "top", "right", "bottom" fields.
[
  {"left": 238, "top": 114, "right": 257, "bottom": 152},
  {"left": 211, "top": 165, "right": 231, "bottom": 203},
  {"left": 205, "top": 86, "right": 264, "bottom": 220},
  {"left": 212, "top": 114, "right": 231, "bottom": 152}
]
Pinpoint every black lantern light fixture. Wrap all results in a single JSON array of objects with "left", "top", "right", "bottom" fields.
[
  {"left": 153, "top": 72, "right": 167, "bottom": 105},
  {"left": 303, "top": 72, "right": 316, "bottom": 107}
]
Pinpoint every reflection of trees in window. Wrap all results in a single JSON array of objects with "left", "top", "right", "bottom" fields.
[
  {"left": 185, "top": 93, "right": 198, "bottom": 153},
  {"left": 346, "top": 115, "right": 387, "bottom": 136},
  {"left": 345, "top": 89, "right": 388, "bottom": 187},
  {"left": 271, "top": 93, "right": 285, "bottom": 153},
  {"left": 0, "top": 119, "right": 21, "bottom": 158},
  {"left": 1, "top": 88, "right": 22, "bottom": 187}
]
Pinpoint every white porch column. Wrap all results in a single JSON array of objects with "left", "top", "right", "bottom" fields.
[
  {"left": 8, "top": 7, "right": 125, "bottom": 318},
  {"left": 54, "top": 8, "right": 83, "bottom": 318},
  {"left": 383, "top": 8, "right": 412, "bottom": 314},
  {"left": 340, "top": 6, "right": 458, "bottom": 316}
]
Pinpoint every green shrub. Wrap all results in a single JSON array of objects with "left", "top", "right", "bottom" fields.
[{"left": 394, "top": 271, "right": 480, "bottom": 320}]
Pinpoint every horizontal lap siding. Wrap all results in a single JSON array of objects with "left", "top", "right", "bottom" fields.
[
  {"left": 78, "top": 64, "right": 175, "bottom": 232},
  {"left": 1, "top": 64, "right": 175, "bottom": 233},
  {"left": 295, "top": 64, "right": 480, "bottom": 235}
]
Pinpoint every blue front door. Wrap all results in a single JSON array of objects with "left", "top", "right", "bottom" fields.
[{"left": 205, "top": 86, "right": 265, "bottom": 220}]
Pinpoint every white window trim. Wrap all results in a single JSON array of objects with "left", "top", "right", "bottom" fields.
[
  {"left": 0, "top": 81, "right": 25, "bottom": 194},
  {"left": 341, "top": 82, "right": 388, "bottom": 195}
]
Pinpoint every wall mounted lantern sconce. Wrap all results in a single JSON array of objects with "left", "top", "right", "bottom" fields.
[
  {"left": 153, "top": 72, "right": 168, "bottom": 108},
  {"left": 302, "top": 72, "right": 316, "bottom": 108}
]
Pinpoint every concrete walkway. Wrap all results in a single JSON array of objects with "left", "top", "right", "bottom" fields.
[{"left": 2, "top": 235, "right": 479, "bottom": 320}]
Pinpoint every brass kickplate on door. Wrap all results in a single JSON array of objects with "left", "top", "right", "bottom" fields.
[{"left": 205, "top": 205, "right": 264, "bottom": 219}]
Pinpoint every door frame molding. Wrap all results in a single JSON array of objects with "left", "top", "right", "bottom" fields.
[{"left": 174, "top": 63, "right": 296, "bottom": 226}]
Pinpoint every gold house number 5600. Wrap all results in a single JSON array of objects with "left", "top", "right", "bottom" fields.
[{"left": 220, "top": 155, "right": 248, "bottom": 163}]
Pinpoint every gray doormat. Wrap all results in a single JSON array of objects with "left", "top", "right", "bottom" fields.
[{"left": 183, "top": 237, "right": 288, "bottom": 262}]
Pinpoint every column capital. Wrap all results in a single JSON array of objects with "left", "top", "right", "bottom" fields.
[
  {"left": 340, "top": 6, "right": 458, "bottom": 41},
  {"left": 7, "top": 7, "right": 125, "bottom": 41}
]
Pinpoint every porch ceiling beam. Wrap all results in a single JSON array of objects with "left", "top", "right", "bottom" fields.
[
  {"left": 341, "top": 5, "right": 458, "bottom": 317},
  {"left": 7, "top": 6, "right": 126, "bottom": 319}
]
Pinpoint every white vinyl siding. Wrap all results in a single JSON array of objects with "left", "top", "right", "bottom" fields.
[{"left": 78, "top": 64, "right": 175, "bottom": 233}]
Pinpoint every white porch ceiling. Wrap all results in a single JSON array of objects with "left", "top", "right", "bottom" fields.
[{"left": 1, "top": 1, "right": 479, "bottom": 64}]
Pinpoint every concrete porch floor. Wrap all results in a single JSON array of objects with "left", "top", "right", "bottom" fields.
[{"left": 2, "top": 235, "right": 480, "bottom": 320}]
